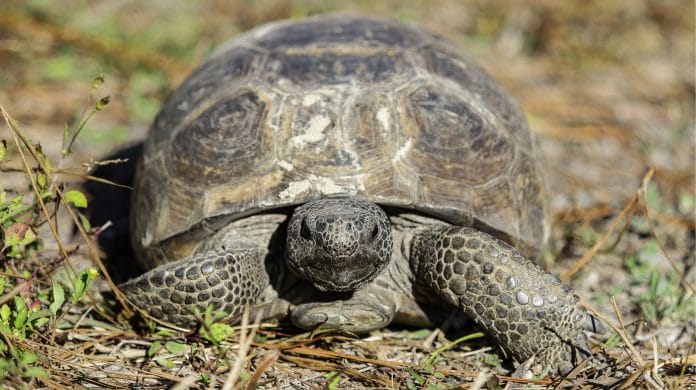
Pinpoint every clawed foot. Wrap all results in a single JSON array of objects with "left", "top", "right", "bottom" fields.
[{"left": 411, "top": 225, "right": 604, "bottom": 375}]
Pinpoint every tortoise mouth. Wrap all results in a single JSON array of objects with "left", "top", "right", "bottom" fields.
[
  {"left": 288, "top": 249, "right": 388, "bottom": 292},
  {"left": 306, "top": 263, "right": 377, "bottom": 292}
]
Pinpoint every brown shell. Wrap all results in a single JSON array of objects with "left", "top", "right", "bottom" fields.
[{"left": 132, "top": 14, "right": 549, "bottom": 268}]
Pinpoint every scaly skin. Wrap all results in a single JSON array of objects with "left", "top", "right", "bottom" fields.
[
  {"left": 411, "top": 225, "right": 596, "bottom": 374},
  {"left": 120, "top": 245, "right": 269, "bottom": 328}
]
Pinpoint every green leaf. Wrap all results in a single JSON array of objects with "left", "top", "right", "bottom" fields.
[
  {"left": 0, "top": 304, "right": 10, "bottom": 323},
  {"left": 13, "top": 296, "right": 28, "bottom": 331},
  {"left": 78, "top": 213, "right": 92, "bottom": 232},
  {"left": 164, "top": 341, "right": 187, "bottom": 354},
  {"left": 16, "top": 228, "right": 38, "bottom": 254},
  {"left": 49, "top": 281, "right": 65, "bottom": 316},
  {"left": 154, "top": 328, "right": 176, "bottom": 338},
  {"left": 0, "top": 195, "right": 31, "bottom": 225},
  {"left": 201, "top": 305, "right": 228, "bottom": 323},
  {"left": 71, "top": 267, "right": 98, "bottom": 304},
  {"left": 24, "top": 366, "right": 48, "bottom": 378},
  {"left": 64, "top": 190, "right": 88, "bottom": 208},
  {"left": 200, "top": 322, "right": 234, "bottom": 344},
  {"left": 39, "top": 191, "right": 55, "bottom": 201},
  {"left": 155, "top": 358, "right": 175, "bottom": 369},
  {"left": 19, "top": 351, "right": 38, "bottom": 365},
  {"left": 147, "top": 341, "right": 162, "bottom": 357},
  {"left": 326, "top": 372, "right": 341, "bottom": 390},
  {"left": 27, "top": 309, "right": 51, "bottom": 323},
  {"left": 6, "top": 246, "right": 20, "bottom": 258},
  {"left": 42, "top": 153, "right": 52, "bottom": 174},
  {"left": 36, "top": 172, "right": 47, "bottom": 192},
  {"left": 408, "top": 368, "right": 426, "bottom": 385},
  {"left": 0, "top": 139, "right": 6, "bottom": 162},
  {"left": 32, "top": 317, "right": 49, "bottom": 328}
]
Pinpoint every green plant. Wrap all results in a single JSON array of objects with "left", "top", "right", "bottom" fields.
[
  {"left": 325, "top": 371, "right": 341, "bottom": 389},
  {"left": 0, "top": 191, "right": 37, "bottom": 258},
  {"left": 147, "top": 339, "right": 188, "bottom": 369},
  {"left": 195, "top": 305, "right": 235, "bottom": 344},
  {"left": 624, "top": 239, "right": 694, "bottom": 326},
  {"left": 0, "top": 343, "right": 48, "bottom": 381},
  {"left": 0, "top": 77, "right": 108, "bottom": 385}
]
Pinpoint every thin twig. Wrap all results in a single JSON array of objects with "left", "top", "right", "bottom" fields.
[
  {"left": 245, "top": 349, "right": 280, "bottom": 390},
  {"left": 561, "top": 180, "right": 640, "bottom": 281},
  {"left": 223, "top": 309, "right": 257, "bottom": 390}
]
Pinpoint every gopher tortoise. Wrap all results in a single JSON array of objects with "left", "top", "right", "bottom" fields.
[{"left": 121, "top": 14, "right": 601, "bottom": 374}]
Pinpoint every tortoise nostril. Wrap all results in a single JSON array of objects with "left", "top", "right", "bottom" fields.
[{"left": 300, "top": 217, "right": 312, "bottom": 240}]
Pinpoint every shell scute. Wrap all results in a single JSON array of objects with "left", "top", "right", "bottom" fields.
[
  {"left": 264, "top": 50, "right": 415, "bottom": 86},
  {"left": 253, "top": 17, "right": 428, "bottom": 49},
  {"left": 146, "top": 47, "right": 265, "bottom": 156},
  {"left": 403, "top": 85, "right": 515, "bottom": 186},
  {"left": 166, "top": 90, "right": 270, "bottom": 186}
]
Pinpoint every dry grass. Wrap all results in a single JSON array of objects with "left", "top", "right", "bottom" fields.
[{"left": 0, "top": 0, "right": 694, "bottom": 388}]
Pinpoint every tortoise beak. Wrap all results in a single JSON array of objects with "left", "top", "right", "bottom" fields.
[{"left": 308, "top": 262, "right": 377, "bottom": 292}]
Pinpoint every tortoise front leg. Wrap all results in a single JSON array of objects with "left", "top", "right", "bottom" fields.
[
  {"left": 120, "top": 244, "right": 275, "bottom": 328},
  {"left": 410, "top": 225, "right": 601, "bottom": 375}
]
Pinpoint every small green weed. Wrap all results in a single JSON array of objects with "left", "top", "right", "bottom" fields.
[
  {"left": 0, "top": 77, "right": 108, "bottom": 385},
  {"left": 623, "top": 180, "right": 695, "bottom": 327},
  {"left": 0, "top": 345, "right": 48, "bottom": 381},
  {"left": 195, "top": 304, "right": 235, "bottom": 344},
  {"left": 325, "top": 371, "right": 341, "bottom": 389}
]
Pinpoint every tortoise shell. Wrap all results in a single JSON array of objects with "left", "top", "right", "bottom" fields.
[{"left": 131, "top": 14, "right": 549, "bottom": 269}]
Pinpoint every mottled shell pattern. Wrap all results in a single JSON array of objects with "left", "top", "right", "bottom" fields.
[{"left": 132, "top": 15, "right": 549, "bottom": 269}]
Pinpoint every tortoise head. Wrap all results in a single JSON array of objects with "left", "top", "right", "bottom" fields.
[{"left": 286, "top": 198, "right": 393, "bottom": 291}]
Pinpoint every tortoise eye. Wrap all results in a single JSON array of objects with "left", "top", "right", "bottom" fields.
[{"left": 300, "top": 218, "right": 312, "bottom": 240}]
